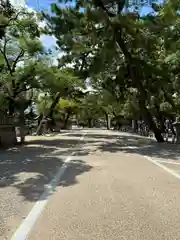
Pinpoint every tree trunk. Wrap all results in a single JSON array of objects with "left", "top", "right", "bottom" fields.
[
  {"left": 154, "top": 104, "right": 165, "bottom": 133},
  {"left": 11, "top": 127, "right": 17, "bottom": 145},
  {"left": 63, "top": 112, "right": 70, "bottom": 129},
  {"left": 105, "top": 112, "right": 110, "bottom": 130},
  {"left": 139, "top": 100, "right": 164, "bottom": 142},
  {"left": 36, "top": 114, "right": 44, "bottom": 135},
  {"left": 8, "top": 99, "right": 15, "bottom": 116},
  {"left": 36, "top": 119, "right": 45, "bottom": 135},
  {"left": 88, "top": 118, "right": 92, "bottom": 128},
  {"left": 20, "top": 126, "right": 25, "bottom": 144},
  {"left": 115, "top": 30, "right": 164, "bottom": 142},
  {"left": 169, "top": 119, "right": 176, "bottom": 136},
  {"left": 48, "top": 92, "right": 61, "bottom": 119},
  {"left": 36, "top": 92, "right": 61, "bottom": 135},
  {"left": 19, "top": 109, "right": 25, "bottom": 144},
  {"left": 132, "top": 120, "right": 137, "bottom": 133}
]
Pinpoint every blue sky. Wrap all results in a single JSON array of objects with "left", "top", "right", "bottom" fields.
[
  {"left": 26, "top": 0, "right": 155, "bottom": 51},
  {"left": 27, "top": 0, "right": 58, "bottom": 51},
  {"left": 27, "top": 0, "right": 74, "bottom": 51},
  {"left": 27, "top": 0, "right": 155, "bottom": 13},
  {"left": 27, "top": 0, "right": 56, "bottom": 11}
]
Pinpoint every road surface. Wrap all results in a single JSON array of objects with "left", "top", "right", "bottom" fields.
[{"left": 1, "top": 129, "right": 180, "bottom": 239}]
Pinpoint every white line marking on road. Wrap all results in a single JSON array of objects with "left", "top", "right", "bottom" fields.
[
  {"left": 11, "top": 132, "right": 86, "bottom": 240},
  {"left": 123, "top": 144, "right": 180, "bottom": 180},
  {"left": 155, "top": 160, "right": 180, "bottom": 165},
  {"left": 144, "top": 156, "right": 180, "bottom": 180}
]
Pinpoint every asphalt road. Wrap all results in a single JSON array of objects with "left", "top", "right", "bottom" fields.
[{"left": 1, "top": 129, "right": 180, "bottom": 239}]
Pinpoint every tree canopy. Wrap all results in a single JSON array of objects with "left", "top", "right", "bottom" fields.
[
  {"left": 1, "top": 0, "right": 180, "bottom": 143},
  {"left": 41, "top": 0, "right": 180, "bottom": 141}
]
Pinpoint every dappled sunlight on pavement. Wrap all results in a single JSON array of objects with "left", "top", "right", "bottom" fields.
[
  {"left": 26, "top": 129, "right": 180, "bottom": 240},
  {"left": 1, "top": 129, "right": 180, "bottom": 239}
]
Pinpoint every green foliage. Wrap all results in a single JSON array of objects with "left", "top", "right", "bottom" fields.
[
  {"left": 56, "top": 98, "right": 77, "bottom": 110},
  {"left": 43, "top": 0, "right": 180, "bottom": 135},
  {"left": 34, "top": 63, "right": 83, "bottom": 124},
  {"left": 0, "top": 0, "right": 15, "bottom": 38},
  {"left": 1, "top": 0, "right": 180, "bottom": 139},
  {"left": 54, "top": 98, "right": 78, "bottom": 120},
  {"left": 36, "top": 93, "right": 52, "bottom": 116},
  {"left": 0, "top": 5, "right": 45, "bottom": 115}
]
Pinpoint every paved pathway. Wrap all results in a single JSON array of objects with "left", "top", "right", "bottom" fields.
[{"left": 1, "top": 129, "right": 180, "bottom": 239}]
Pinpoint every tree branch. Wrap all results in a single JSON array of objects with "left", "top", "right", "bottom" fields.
[
  {"left": 0, "top": 37, "right": 13, "bottom": 75},
  {"left": 11, "top": 49, "right": 24, "bottom": 72},
  {"left": 3, "top": 10, "right": 26, "bottom": 28}
]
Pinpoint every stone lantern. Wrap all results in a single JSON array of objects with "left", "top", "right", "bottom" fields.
[{"left": 173, "top": 117, "right": 180, "bottom": 143}]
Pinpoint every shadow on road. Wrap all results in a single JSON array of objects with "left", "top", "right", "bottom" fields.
[
  {"left": 0, "top": 145, "right": 63, "bottom": 201},
  {"left": 0, "top": 137, "right": 93, "bottom": 202},
  {"left": 96, "top": 134, "right": 180, "bottom": 161},
  {"left": 60, "top": 160, "right": 93, "bottom": 187},
  {"left": 64, "top": 132, "right": 180, "bottom": 161},
  {"left": 65, "top": 133, "right": 121, "bottom": 140},
  {"left": 1, "top": 130, "right": 180, "bottom": 203},
  {"left": 26, "top": 138, "right": 96, "bottom": 148}
]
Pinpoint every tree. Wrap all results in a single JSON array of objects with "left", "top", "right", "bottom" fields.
[
  {"left": 0, "top": 0, "right": 15, "bottom": 39},
  {"left": 35, "top": 66, "right": 82, "bottom": 134},
  {"left": 44, "top": 0, "right": 180, "bottom": 142},
  {"left": 0, "top": 9, "right": 43, "bottom": 111},
  {"left": 0, "top": 3, "right": 44, "bottom": 143},
  {"left": 55, "top": 98, "right": 78, "bottom": 129}
]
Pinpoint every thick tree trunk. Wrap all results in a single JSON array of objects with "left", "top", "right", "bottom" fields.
[
  {"left": 115, "top": 30, "right": 164, "bottom": 142},
  {"left": 137, "top": 87, "right": 164, "bottom": 142},
  {"left": 129, "top": 64, "right": 164, "bottom": 141},
  {"left": 139, "top": 100, "right": 164, "bottom": 142}
]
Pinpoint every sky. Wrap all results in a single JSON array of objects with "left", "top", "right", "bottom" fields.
[
  {"left": 26, "top": 0, "right": 155, "bottom": 13},
  {"left": 26, "top": 0, "right": 156, "bottom": 60},
  {"left": 27, "top": 0, "right": 55, "bottom": 11},
  {"left": 27, "top": 0, "right": 56, "bottom": 46},
  {"left": 27, "top": 0, "right": 75, "bottom": 52}
]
